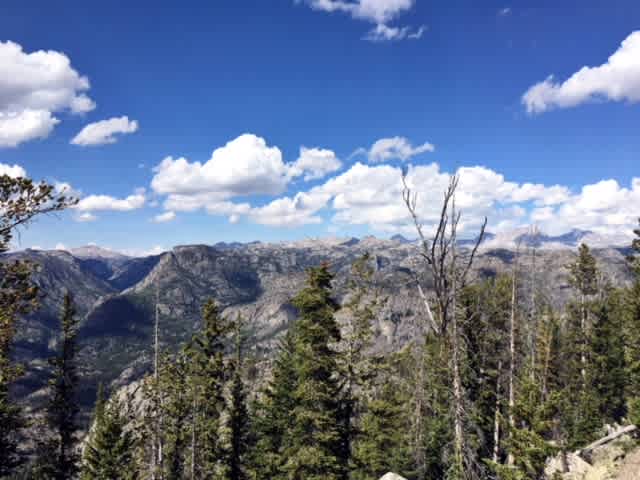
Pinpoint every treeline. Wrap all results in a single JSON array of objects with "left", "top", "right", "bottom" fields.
[{"left": 1, "top": 173, "right": 640, "bottom": 480}]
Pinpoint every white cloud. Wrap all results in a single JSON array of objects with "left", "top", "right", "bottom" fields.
[
  {"left": 306, "top": 0, "right": 413, "bottom": 23},
  {"left": 364, "top": 23, "right": 424, "bottom": 41},
  {"left": 0, "top": 110, "right": 60, "bottom": 147},
  {"left": 55, "top": 243, "right": 67, "bottom": 250},
  {"left": 359, "top": 136, "right": 435, "bottom": 162},
  {"left": 75, "top": 191, "right": 145, "bottom": 212},
  {"left": 498, "top": 7, "right": 511, "bottom": 16},
  {"left": 0, "top": 162, "right": 27, "bottom": 177},
  {"left": 249, "top": 190, "right": 330, "bottom": 226},
  {"left": 152, "top": 211, "right": 176, "bottom": 223},
  {"left": 0, "top": 40, "right": 95, "bottom": 147},
  {"left": 71, "top": 116, "right": 139, "bottom": 146},
  {"left": 523, "top": 31, "right": 640, "bottom": 113},
  {"left": 75, "top": 212, "right": 98, "bottom": 222},
  {"left": 289, "top": 147, "right": 342, "bottom": 180},
  {"left": 198, "top": 161, "right": 639, "bottom": 239},
  {"left": 152, "top": 134, "right": 289, "bottom": 197},
  {"left": 302, "top": 0, "right": 422, "bottom": 42},
  {"left": 152, "top": 134, "right": 343, "bottom": 214}
]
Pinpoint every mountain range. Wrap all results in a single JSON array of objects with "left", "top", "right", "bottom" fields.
[{"left": 4, "top": 228, "right": 634, "bottom": 416}]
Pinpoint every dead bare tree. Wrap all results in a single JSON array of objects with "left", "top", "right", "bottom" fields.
[
  {"left": 507, "top": 244, "right": 520, "bottom": 467},
  {"left": 402, "top": 171, "right": 487, "bottom": 478}
]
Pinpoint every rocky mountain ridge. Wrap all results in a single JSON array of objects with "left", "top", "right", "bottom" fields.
[{"left": 3, "top": 230, "right": 634, "bottom": 412}]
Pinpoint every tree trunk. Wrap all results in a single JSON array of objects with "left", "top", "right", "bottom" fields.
[
  {"left": 492, "top": 360, "right": 502, "bottom": 464},
  {"left": 580, "top": 292, "right": 587, "bottom": 388},
  {"left": 507, "top": 252, "right": 518, "bottom": 466}
]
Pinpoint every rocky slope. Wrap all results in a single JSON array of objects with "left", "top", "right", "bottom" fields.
[{"left": 3, "top": 231, "right": 634, "bottom": 412}]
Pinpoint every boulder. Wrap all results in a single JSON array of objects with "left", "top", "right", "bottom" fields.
[{"left": 379, "top": 473, "right": 408, "bottom": 480}]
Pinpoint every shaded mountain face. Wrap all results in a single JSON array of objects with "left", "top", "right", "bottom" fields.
[{"left": 4, "top": 234, "right": 634, "bottom": 413}]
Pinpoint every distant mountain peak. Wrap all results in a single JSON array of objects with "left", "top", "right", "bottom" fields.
[
  {"left": 69, "top": 245, "right": 130, "bottom": 259},
  {"left": 390, "top": 234, "right": 413, "bottom": 244}
]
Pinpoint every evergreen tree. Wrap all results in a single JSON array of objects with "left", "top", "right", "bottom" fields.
[
  {"left": 226, "top": 319, "right": 250, "bottom": 480},
  {"left": 282, "top": 264, "right": 345, "bottom": 480},
  {"left": 161, "top": 351, "right": 191, "bottom": 480},
  {"left": 250, "top": 331, "right": 298, "bottom": 479},
  {"left": 0, "top": 175, "right": 75, "bottom": 477},
  {"left": 81, "top": 385, "right": 137, "bottom": 480},
  {"left": 561, "top": 244, "right": 600, "bottom": 448},
  {"left": 625, "top": 218, "right": 640, "bottom": 423},
  {"left": 338, "top": 253, "right": 381, "bottom": 477},
  {"left": 353, "top": 353, "right": 413, "bottom": 480},
  {"left": 35, "top": 292, "right": 81, "bottom": 480},
  {"left": 185, "top": 299, "right": 231, "bottom": 478},
  {"left": 590, "top": 287, "right": 626, "bottom": 422}
]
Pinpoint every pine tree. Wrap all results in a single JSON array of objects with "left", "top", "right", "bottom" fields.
[
  {"left": 338, "top": 253, "right": 381, "bottom": 477},
  {"left": 161, "top": 351, "right": 191, "bottom": 480},
  {"left": 250, "top": 330, "right": 297, "bottom": 479},
  {"left": 282, "top": 264, "right": 346, "bottom": 480},
  {"left": 185, "top": 299, "right": 231, "bottom": 478},
  {"left": 81, "top": 384, "right": 137, "bottom": 480},
  {"left": 0, "top": 175, "right": 75, "bottom": 477},
  {"left": 0, "top": 311, "right": 27, "bottom": 478},
  {"left": 226, "top": 319, "right": 250, "bottom": 480},
  {"left": 560, "top": 244, "right": 600, "bottom": 448},
  {"left": 625, "top": 218, "right": 640, "bottom": 423},
  {"left": 35, "top": 292, "right": 81, "bottom": 479},
  {"left": 353, "top": 352, "right": 413, "bottom": 480},
  {"left": 590, "top": 287, "right": 626, "bottom": 423}
]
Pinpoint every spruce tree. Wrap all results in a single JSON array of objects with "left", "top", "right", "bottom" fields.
[
  {"left": 352, "top": 353, "right": 413, "bottom": 480},
  {"left": 282, "top": 264, "right": 345, "bottom": 480},
  {"left": 185, "top": 299, "right": 231, "bottom": 477},
  {"left": 590, "top": 287, "right": 626, "bottom": 422},
  {"left": 625, "top": 218, "right": 640, "bottom": 423},
  {"left": 81, "top": 385, "right": 137, "bottom": 480},
  {"left": 561, "top": 244, "right": 600, "bottom": 448},
  {"left": 161, "top": 350, "right": 191, "bottom": 480},
  {"left": 35, "top": 292, "right": 81, "bottom": 479},
  {"left": 250, "top": 330, "right": 298, "bottom": 479},
  {"left": 226, "top": 319, "right": 250, "bottom": 480},
  {"left": 338, "top": 253, "right": 381, "bottom": 477}
]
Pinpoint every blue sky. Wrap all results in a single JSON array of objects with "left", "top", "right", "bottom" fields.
[{"left": 1, "top": 1, "right": 640, "bottom": 254}]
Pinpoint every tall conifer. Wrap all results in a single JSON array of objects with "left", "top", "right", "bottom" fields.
[{"left": 282, "top": 264, "right": 345, "bottom": 480}]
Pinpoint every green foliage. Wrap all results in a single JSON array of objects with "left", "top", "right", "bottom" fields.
[
  {"left": 0, "top": 175, "right": 75, "bottom": 478},
  {"left": 250, "top": 331, "right": 298, "bottom": 479},
  {"left": 34, "top": 292, "right": 81, "bottom": 480},
  {"left": 186, "top": 299, "right": 232, "bottom": 477},
  {"left": 81, "top": 385, "right": 137, "bottom": 480},
  {"left": 352, "top": 355, "right": 413, "bottom": 480},
  {"left": 281, "top": 264, "right": 346, "bottom": 480},
  {"left": 226, "top": 318, "right": 251, "bottom": 480},
  {"left": 590, "top": 288, "right": 627, "bottom": 422}
]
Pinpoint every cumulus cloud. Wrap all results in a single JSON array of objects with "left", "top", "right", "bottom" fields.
[
  {"left": 152, "top": 134, "right": 289, "bottom": 198},
  {"left": 0, "top": 162, "right": 27, "bottom": 178},
  {"left": 289, "top": 147, "right": 342, "bottom": 180},
  {"left": 523, "top": 31, "right": 640, "bottom": 113},
  {"left": 71, "top": 116, "right": 139, "bottom": 146},
  {"left": 0, "top": 110, "right": 59, "bottom": 147},
  {"left": 151, "top": 134, "right": 343, "bottom": 213},
  {"left": 301, "top": 0, "right": 423, "bottom": 42},
  {"left": 355, "top": 136, "right": 435, "bottom": 162},
  {"left": 148, "top": 134, "right": 638, "bottom": 238},
  {"left": 0, "top": 40, "right": 95, "bottom": 147},
  {"left": 152, "top": 211, "right": 176, "bottom": 223},
  {"left": 75, "top": 190, "right": 145, "bottom": 212}
]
